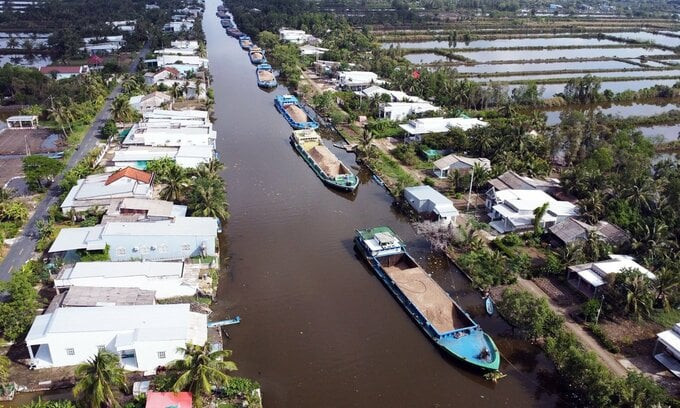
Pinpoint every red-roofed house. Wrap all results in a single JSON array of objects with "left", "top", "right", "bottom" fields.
[
  {"left": 145, "top": 392, "right": 192, "bottom": 408},
  {"left": 40, "top": 65, "right": 89, "bottom": 80},
  {"left": 105, "top": 167, "right": 154, "bottom": 185},
  {"left": 144, "top": 67, "right": 181, "bottom": 86},
  {"left": 88, "top": 54, "right": 104, "bottom": 67}
]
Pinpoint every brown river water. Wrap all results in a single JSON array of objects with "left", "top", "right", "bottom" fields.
[{"left": 204, "top": 1, "right": 567, "bottom": 407}]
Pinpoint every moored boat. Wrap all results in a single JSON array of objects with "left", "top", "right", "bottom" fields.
[
  {"left": 226, "top": 28, "right": 243, "bottom": 38},
  {"left": 221, "top": 18, "right": 234, "bottom": 28},
  {"left": 290, "top": 129, "right": 359, "bottom": 192},
  {"left": 255, "top": 64, "right": 277, "bottom": 88},
  {"left": 274, "top": 95, "right": 318, "bottom": 129},
  {"left": 239, "top": 35, "right": 253, "bottom": 50},
  {"left": 354, "top": 227, "right": 501, "bottom": 372},
  {"left": 249, "top": 46, "right": 266, "bottom": 64}
]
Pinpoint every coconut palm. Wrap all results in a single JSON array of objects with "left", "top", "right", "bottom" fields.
[
  {"left": 580, "top": 190, "right": 605, "bottom": 224},
  {"left": 159, "top": 165, "right": 189, "bottom": 202},
  {"left": 616, "top": 268, "right": 654, "bottom": 321},
  {"left": 532, "top": 202, "right": 550, "bottom": 236},
  {"left": 6, "top": 36, "right": 18, "bottom": 50},
  {"left": 358, "top": 128, "right": 375, "bottom": 159},
  {"left": 22, "top": 40, "right": 34, "bottom": 55},
  {"left": 652, "top": 267, "right": 680, "bottom": 310},
  {"left": 169, "top": 343, "right": 237, "bottom": 407},
  {"left": 193, "top": 158, "right": 224, "bottom": 180},
  {"left": 187, "top": 176, "right": 229, "bottom": 220},
  {"left": 73, "top": 349, "right": 127, "bottom": 408},
  {"left": 47, "top": 102, "right": 68, "bottom": 137},
  {"left": 110, "top": 96, "right": 134, "bottom": 123}
]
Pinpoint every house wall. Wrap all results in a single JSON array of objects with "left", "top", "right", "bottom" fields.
[
  {"left": 104, "top": 233, "right": 216, "bottom": 261},
  {"left": 132, "top": 339, "right": 185, "bottom": 371},
  {"left": 54, "top": 276, "right": 196, "bottom": 299}
]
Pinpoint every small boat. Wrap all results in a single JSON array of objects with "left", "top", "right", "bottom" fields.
[
  {"left": 207, "top": 316, "right": 241, "bottom": 328},
  {"left": 220, "top": 19, "right": 234, "bottom": 28},
  {"left": 239, "top": 35, "right": 253, "bottom": 50},
  {"left": 226, "top": 28, "right": 243, "bottom": 38},
  {"left": 274, "top": 95, "right": 318, "bottom": 129},
  {"left": 255, "top": 64, "right": 277, "bottom": 88},
  {"left": 291, "top": 129, "right": 359, "bottom": 192},
  {"left": 249, "top": 46, "right": 266, "bottom": 64},
  {"left": 216, "top": 10, "right": 228, "bottom": 18},
  {"left": 354, "top": 227, "right": 501, "bottom": 372},
  {"left": 485, "top": 297, "right": 494, "bottom": 316}
]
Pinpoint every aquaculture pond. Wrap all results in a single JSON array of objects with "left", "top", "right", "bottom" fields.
[
  {"left": 380, "top": 36, "right": 621, "bottom": 49},
  {"left": 410, "top": 47, "right": 674, "bottom": 63},
  {"left": 544, "top": 103, "right": 680, "bottom": 126}
]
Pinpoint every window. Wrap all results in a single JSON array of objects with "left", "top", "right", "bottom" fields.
[
  {"left": 116, "top": 247, "right": 126, "bottom": 256},
  {"left": 66, "top": 348, "right": 75, "bottom": 356},
  {"left": 158, "top": 244, "right": 168, "bottom": 253},
  {"left": 157, "top": 351, "right": 166, "bottom": 359},
  {"left": 181, "top": 243, "right": 191, "bottom": 251}
]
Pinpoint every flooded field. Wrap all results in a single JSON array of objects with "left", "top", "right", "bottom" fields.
[
  {"left": 507, "top": 79, "right": 679, "bottom": 99},
  {"left": 638, "top": 124, "right": 680, "bottom": 142},
  {"left": 420, "top": 47, "right": 672, "bottom": 63},
  {"left": 545, "top": 102, "right": 680, "bottom": 126},
  {"left": 468, "top": 69, "right": 680, "bottom": 83},
  {"left": 456, "top": 60, "right": 639, "bottom": 74},
  {"left": 381, "top": 36, "right": 621, "bottom": 49},
  {"left": 609, "top": 31, "right": 680, "bottom": 47},
  {"left": 0, "top": 54, "right": 51, "bottom": 68}
]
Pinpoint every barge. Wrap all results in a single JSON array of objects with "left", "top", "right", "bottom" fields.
[
  {"left": 249, "top": 46, "right": 266, "bottom": 64},
  {"left": 291, "top": 129, "right": 359, "bottom": 192},
  {"left": 256, "top": 64, "right": 277, "bottom": 88},
  {"left": 354, "top": 227, "right": 501, "bottom": 372},
  {"left": 239, "top": 35, "right": 253, "bottom": 50},
  {"left": 226, "top": 28, "right": 243, "bottom": 38},
  {"left": 221, "top": 19, "right": 234, "bottom": 28},
  {"left": 274, "top": 95, "right": 318, "bottom": 129}
]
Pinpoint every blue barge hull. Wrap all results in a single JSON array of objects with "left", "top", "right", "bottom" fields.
[{"left": 274, "top": 95, "right": 319, "bottom": 130}]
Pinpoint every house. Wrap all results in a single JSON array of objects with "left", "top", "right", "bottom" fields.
[
  {"left": 175, "top": 145, "right": 214, "bottom": 168},
  {"left": 567, "top": 254, "right": 655, "bottom": 297},
  {"left": 279, "top": 28, "right": 309, "bottom": 44},
  {"left": 54, "top": 261, "right": 200, "bottom": 299},
  {"left": 653, "top": 323, "right": 680, "bottom": 378},
  {"left": 312, "top": 60, "right": 345, "bottom": 76},
  {"left": 379, "top": 102, "right": 439, "bottom": 121},
  {"left": 108, "top": 20, "right": 136, "bottom": 32},
  {"left": 398, "top": 117, "right": 488, "bottom": 142},
  {"left": 156, "top": 54, "right": 208, "bottom": 70},
  {"left": 337, "top": 71, "right": 382, "bottom": 91},
  {"left": 170, "top": 40, "right": 200, "bottom": 50},
  {"left": 299, "top": 44, "right": 328, "bottom": 56},
  {"left": 48, "top": 286, "right": 156, "bottom": 310},
  {"left": 48, "top": 217, "right": 219, "bottom": 261},
  {"left": 355, "top": 85, "right": 423, "bottom": 102},
  {"left": 548, "top": 218, "right": 629, "bottom": 247},
  {"left": 39, "top": 65, "right": 89, "bottom": 80},
  {"left": 60, "top": 168, "right": 154, "bottom": 214},
  {"left": 145, "top": 4, "right": 160, "bottom": 9},
  {"left": 156, "top": 79, "right": 207, "bottom": 100},
  {"left": 144, "top": 67, "right": 180, "bottom": 86},
  {"left": 81, "top": 35, "right": 125, "bottom": 54},
  {"left": 432, "top": 154, "right": 491, "bottom": 179},
  {"left": 403, "top": 185, "right": 459, "bottom": 225},
  {"left": 25, "top": 304, "right": 207, "bottom": 371},
  {"left": 163, "top": 21, "right": 194, "bottom": 32},
  {"left": 88, "top": 54, "right": 104, "bottom": 69},
  {"left": 143, "top": 109, "right": 211, "bottom": 125},
  {"left": 6, "top": 115, "right": 38, "bottom": 129},
  {"left": 122, "top": 123, "right": 216, "bottom": 148},
  {"left": 486, "top": 170, "right": 560, "bottom": 193},
  {"left": 105, "top": 198, "right": 187, "bottom": 221},
  {"left": 111, "top": 145, "right": 213, "bottom": 170},
  {"left": 129, "top": 92, "right": 173, "bottom": 113},
  {"left": 146, "top": 392, "right": 193, "bottom": 408},
  {"left": 486, "top": 189, "right": 578, "bottom": 233}
]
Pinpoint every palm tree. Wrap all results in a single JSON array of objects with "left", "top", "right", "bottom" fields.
[
  {"left": 73, "top": 349, "right": 127, "bottom": 408},
  {"left": 358, "top": 128, "right": 375, "bottom": 159},
  {"left": 169, "top": 343, "right": 237, "bottom": 407},
  {"left": 579, "top": 191, "right": 605, "bottom": 224},
  {"left": 616, "top": 268, "right": 654, "bottom": 321},
  {"left": 532, "top": 202, "right": 550, "bottom": 236},
  {"left": 110, "top": 96, "right": 134, "bottom": 123},
  {"left": 47, "top": 102, "right": 68, "bottom": 137},
  {"left": 193, "top": 158, "right": 224, "bottom": 180},
  {"left": 22, "top": 39, "right": 34, "bottom": 55},
  {"left": 188, "top": 177, "right": 229, "bottom": 220},
  {"left": 6, "top": 36, "right": 18, "bottom": 50},
  {"left": 652, "top": 267, "right": 679, "bottom": 310},
  {"left": 159, "top": 165, "right": 189, "bottom": 202}
]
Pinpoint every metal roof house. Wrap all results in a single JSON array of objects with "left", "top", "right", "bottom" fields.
[
  {"left": 6, "top": 115, "right": 38, "bottom": 129},
  {"left": 432, "top": 154, "right": 491, "bottom": 179},
  {"left": 279, "top": 28, "right": 309, "bottom": 44},
  {"left": 111, "top": 145, "right": 213, "bottom": 170},
  {"left": 39, "top": 65, "right": 89, "bottom": 80},
  {"left": 548, "top": 218, "right": 629, "bottom": 247},
  {"left": 47, "top": 286, "right": 156, "bottom": 310},
  {"left": 403, "top": 185, "right": 459, "bottom": 225},
  {"left": 54, "top": 261, "right": 199, "bottom": 299},
  {"left": 25, "top": 304, "right": 207, "bottom": 372},
  {"left": 129, "top": 92, "right": 173, "bottom": 113},
  {"left": 379, "top": 101, "right": 440, "bottom": 121},
  {"left": 122, "top": 123, "right": 216, "bottom": 148},
  {"left": 567, "top": 254, "right": 655, "bottom": 297},
  {"left": 398, "top": 117, "right": 488, "bottom": 142},
  {"left": 354, "top": 85, "right": 424, "bottom": 103},
  {"left": 486, "top": 189, "right": 578, "bottom": 233},
  {"left": 48, "top": 217, "right": 219, "bottom": 261},
  {"left": 654, "top": 323, "right": 680, "bottom": 378},
  {"left": 337, "top": 71, "right": 382, "bottom": 91},
  {"left": 60, "top": 168, "right": 154, "bottom": 214}
]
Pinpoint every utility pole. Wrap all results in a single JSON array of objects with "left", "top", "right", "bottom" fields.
[
  {"left": 466, "top": 165, "right": 475, "bottom": 212},
  {"left": 595, "top": 293, "right": 605, "bottom": 324}
]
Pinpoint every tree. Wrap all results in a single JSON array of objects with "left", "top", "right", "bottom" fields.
[
  {"left": 358, "top": 129, "right": 375, "bottom": 159},
  {"left": 652, "top": 267, "right": 679, "bottom": 310},
  {"left": 612, "top": 268, "right": 654, "bottom": 321},
  {"left": 99, "top": 120, "right": 118, "bottom": 141},
  {"left": 257, "top": 30, "right": 279, "bottom": 50},
  {"left": 532, "top": 202, "right": 550, "bottom": 236},
  {"left": 159, "top": 165, "right": 189, "bottom": 202},
  {"left": 0, "top": 201, "right": 28, "bottom": 223},
  {"left": 169, "top": 343, "right": 237, "bottom": 407},
  {"left": 193, "top": 158, "right": 224, "bottom": 180},
  {"left": 110, "top": 95, "right": 135, "bottom": 123},
  {"left": 0, "top": 265, "right": 39, "bottom": 341},
  {"left": 73, "top": 349, "right": 127, "bottom": 408},
  {"left": 0, "top": 355, "right": 9, "bottom": 384},
  {"left": 187, "top": 177, "right": 229, "bottom": 220},
  {"left": 6, "top": 36, "right": 18, "bottom": 50},
  {"left": 22, "top": 155, "right": 64, "bottom": 192},
  {"left": 497, "top": 288, "right": 563, "bottom": 340},
  {"left": 47, "top": 101, "right": 69, "bottom": 137}
]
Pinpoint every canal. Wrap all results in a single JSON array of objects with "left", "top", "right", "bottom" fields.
[{"left": 205, "top": 2, "right": 564, "bottom": 406}]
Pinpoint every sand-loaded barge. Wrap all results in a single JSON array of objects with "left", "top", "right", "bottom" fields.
[
  {"left": 239, "top": 35, "right": 253, "bottom": 50},
  {"left": 354, "top": 227, "right": 501, "bottom": 372},
  {"left": 249, "top": 46, "right": 266, "bottom": 64},
  {"left": 255, "top": 64, "right": 277, "bottom": 88},
  {"left": 274, "top": 95, "right": 318, "bottom": 129},
  {"left": 290, "top": 129, "right": 359, "bottom": 192}
]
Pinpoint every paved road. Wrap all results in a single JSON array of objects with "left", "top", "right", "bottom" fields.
[{"left": 0, "top": 43, "right": 150, "bottom": 280}]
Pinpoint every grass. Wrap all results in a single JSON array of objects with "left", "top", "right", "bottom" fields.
[
  {"left": 367, "top": 149, "right": 419, "bottom": 192},
  {"left": 650, "top": 308, "right": 680, "bottom": 328}
]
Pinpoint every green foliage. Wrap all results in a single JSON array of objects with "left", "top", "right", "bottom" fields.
[
  {"left": 500, "top": 233, "right": 522, "bottom": 247},
  {"left": 99, "top": 119, "right": 118, "bottom": 140},
  {"left": 497, "top": 289, "right": 563, "bottom": 340},
  {"left": 79, "top": 245, "right": 110, "bottom": 262},
  {"left": 608, "top": 268, "right": 655, "bottom": 321},
  {"left": 585, "top": 323, "right": 620, "bottom": 354},
  {"left": 0, "top": 264, "right": 39, "bottom": 341},
  {"left": 458, "top": 248, "right": 516, "bottom": 290},
  {"left": 0, "top": 201, "right": 28, "bottom": 224},
  {"left": 23, "top": 155, "right": 65, "bottom": 192},
  {"left": 392, "top": 144, "right": 420, "bottom": 166},
  {"left": 561, "top": 74, "right": 602, "bottom": 104},
  {"left": 581, "top": 298, "right": 601, "bottom": 323},
  {"left": 220, "top": 376, "right": 261, "bottom": 398},
  {"left": 73, "top": 349, "right": 127, "bottom": 408},
  {"left": 0, "top": 355, "right": 9, "bottom": 384},
  {"left": 187, "top": 176, "right": 230, "bottom": 221}
]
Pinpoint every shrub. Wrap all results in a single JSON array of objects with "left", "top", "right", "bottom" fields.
[
  {"left": 423, "top": 177, "right": 436, "bottom": 187},
  {"left": 497, "top": 288, "right": 563, "bottom": 340},
  {"left": 500, "top": 233, "right": 523, "bottom": 247},
  {"left": 586, "top": 323, "right": 620, "bottom": 354},
  {"left": 582, "top": 298, "right": 601, "bottom": 323}
]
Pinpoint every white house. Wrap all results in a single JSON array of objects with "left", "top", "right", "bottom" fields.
[
  {"left": 156, "top": 54, "right": 208, "bottom": 70},
  {"left": 432, "top": 154, "right": 491, "bottom": 178},
  {"left": 403, "top": 185, "right": 459, "bottom": 225},
  {"left": 122, "top": 123, "right": 216, "bottom": 148},
  {"left": 163, "top": 21, "right": 194, "bottom": 32},
  {"left": 170, "top": 40, "right": 199, "bottom": 50},
  {"left": 567, "top": 254, "right": 655, "bottom": 297},
  {"left": 6, "top": 115, "right": 38, "bottom": 129},
  {"left": 337, "top": 71, "right": 382, "bottom": 91},
  {"left": 61, "top": 167, "right": 154, "bottom": 214},
  {"left": 49, "top": 286, "right": 156, "bottom": 308},
  {"left": 111, "top": 145, "right": 213, "bottom": 170},
  {"left": 379, "top": 101, "right": 439, "bottom": 121},
  {"left": 54, "top": 261, "right": 200, "bottom": 300},
  {"left": 399, "top": 117, "right": 488, "bottom": 142},
  {"left": 104, "top": 198, "right": 187, "bottom": 222},
  {"left": 143, "top": 109, "right": 210, "bottom": 125},
  {"left": 25, "top": 304, "right": 207, "bottom": 372},
  {"left": 299, "top": 44, "right": 328, "bottom": 56},
  {"left": 486, "top": 189, "right": 578, "bottom": 233},
  {"left": 39, "top": 65, "right": 89, "bottom": 80},
  {"left": 279, "top": 28, "right": 308, "bottom": 44},
  {"left": 144, "top": 67, "right": 181, "bottom": 86},
  {"left": 81, "top": 35, "right": 125, "bottom": 54},
  {"left": 175, "top": 145, "right": 214, "bottom": 168},
  {"left": 654, "top": 323, "right": 680, "bottom": 378},
  {"left": 355, "top": 85, "right": 423, "bottom": 102},
  {"left": 48, "top": 217, "right": 219, "bottom": 261},
  {"left": 129, "top": 92, "right": 173, "bottom": 113}
]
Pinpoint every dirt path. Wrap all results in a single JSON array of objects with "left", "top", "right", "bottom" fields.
[{"left": 515, "top": 277, "right": 630, "bottom": 377}]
